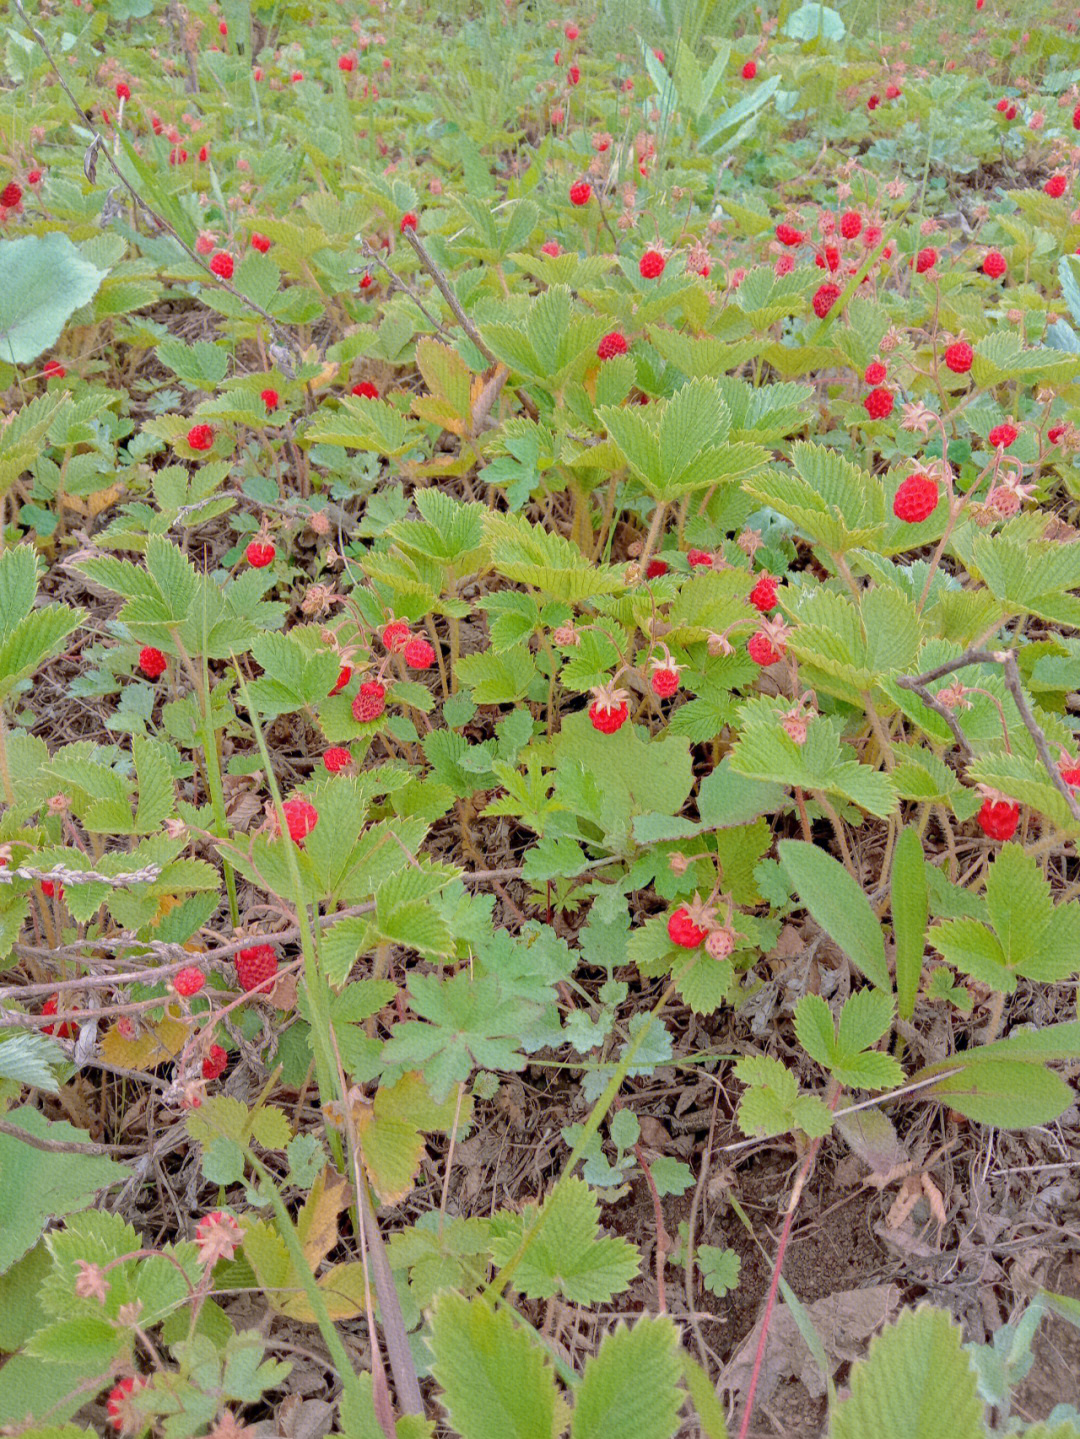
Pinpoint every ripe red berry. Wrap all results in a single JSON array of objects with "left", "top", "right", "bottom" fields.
[
  {"left": 26, "top": 169, "right": 41, "bottom": 185},
  {"left": 976, "top": 798, "right": 1019, "bottom": 841},
  {"left": 382, "top": 620, "right": 411, "bottom": 652},
  {"left": 338, "top": 53, "right": 356, "bottom": 71},
  {"left": 687, "top": 549, "right": 713, "bottom": 568},
  {"left": 400, "top": 211, "right": 418, "bottom": 232},
  {"left": 323, "top": 747, "right": 352, "bottom": 773},
  {"left": 202, "top": 1043, "right": 228, "bottom": 1080},
  {"left": 187, "top": 423, "right": 214, "bottom": 451},
  {"left": 403, "top": 636, "right": 436, "bottom": 669},
  {"left": 169, "top": 146, "right": 188, "bottom": 165},
  {"left": 646, "top": 558, "right": 668, "bottom": 578},
  {"left": 597, "top": 331, "right": 629, "bottom": 360},
  {"left": 235, "top": 944, "right": 278, "bottom": 994},
  {"left": 250, "top": 232, "right": 271, "bottom": 253},
  {"left": 209, "top": 251, "right": 234, "bottom": 279},
  {"left": 589, "top": 698, "right": 629, "bottom": 733},
  {"left": 816, "top": 244, "right": 840, "bottom": 272},
  {"left": 1049, "top": 424, "right": 1066, "bottom": 444},
  {"left": 885, "top": 83, "right": 901, "bottom": 99},
  {"left": 198, "top": 145, "right": 209, "bottom": 162},
  {"left": 173, "top": 967, "right": 205, "bottom": 997},
  {"left": 106, "top": 1376, "right": 146, "bottom": 1433},
  {"left": 281, "top": 796, "right": 318, "bottom": 844},
  {"left": 982, "top": 249, "right": 1007, "bottom": 279},
  {"left": 775, "top": 223, "right": 805, "bottom": 246},
  {"left": 568, "top": 63, "right": 580, "bottom": 84},
  {"left": 40, "top": 880, "right": 63, "bottom": 901},
  {"left": 1061, "top": 763, "right": 1080, "bottom": 788},
  {"left": 812, "top": 282, "right": 841, "bottom": 318},
  {"left": 1, "top": 180, "right": 22, "bottom": 208},
  {"left": 867, "top": 94, "right": 880, "bottom": 110},
  {"left": 864, "top": 361, "right": 887, "bottom": 385},
  {"left": 246, "top": 541, "right": 275, "bottom": 568},
  {"left": 218, "top": 20, "right": 227, "bottom": 34},
  {"left": 749, "top": 573, "right": 778, "bottom": 612},
  {"left": 893, "top": 472, "right": 940, "bottom": 523},
  {"left": 944, "top": 340, "right": 973, "bottom": 373},
  {"left": 359, "top": 271, "right": 373, "bottom": 288},
  {"left": 748, "top": 632, "right": 782, "bottom": 666},
  {"left": 1044, "top": 174, "right": 1068, "bottom": 198},
  {"left": 351, "top": 380, "right": 379, "bottom": 399},
  {"left": 41, "top": 994, "right": 78, "bottom": 1038},
  {"left": 742, "top": 58, "right": 757, "bottom": 79},
  {"left": 352, "top": 681, "right": 386, "bottom": 722},
  {"left": 565, "top": 22, "right": 580, "bottom": 39},
  {"left": 330, "top": 663, "right": 352, "bottom": 695},
  {"left": 639, "top": 249, "right": 666, "bottom": 279},
  {"left": 115, "top": 81, "right": 131, "bottom": 100},
  {"left": 839, "top": 211, "right": 862, "bottom": 240},
  {"left": 139, "top": 646, "right": 167, "bottom": 679},
  {"left": 915, "top": 247, "right": 938, "bottom": 272},
  {"left": 540, "top": 240, "right": 560, "bottom": 257},
  {"left": 651, "top": 667, "right": 680, "bottom": 698},
  {"left": 42, "top": 359, "right": 66, "bottom": 380},
  {"left": 291, "top": 70, "right": 303, "bottom": 82},
  {"left": 667, "top": 907, "right": 708, "bottom": 948},
  {"left": 987, "top": 423, "right": 1018, "bottom": 449},
  {"left": 863, "top": 387, "right": 894, "bottom": 420},
  {"left": 260, "top": 388, "right": 280, "bottom": 411},
  {"left": 569, "top": 179, "right": 592, "bottom": 206}
]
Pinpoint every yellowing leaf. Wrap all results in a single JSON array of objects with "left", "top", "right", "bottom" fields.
[
  {"left": 277, "top": 1261, "right": 371, "bottom": 1323},
  {"left": 355, "top": 1104, "right": 425, "bottom": 1205},
  {"left": 99, "top": 1010, "right": 189, "bottom": 1069},
  {"left": 296, "top": 1166, "right": 351, "bottom": 1269}
]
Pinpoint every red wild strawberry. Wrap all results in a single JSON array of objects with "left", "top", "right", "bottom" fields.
[
  {"left": 568, "top": 64, "right": 580, "bottom": 84},
  {"left": 646, "top": 558, "right": 669, "bottom": 578},
  {"left": 994, "top": 97, "right": 1009, "bottom": 113},
  {"left": 139, "top": 646, "right": 167, "bottom": 679},
  {"left": 864, "top": 361, "right": 887, "bottom": 385},
  {"left": 597, "top": 331, "right": 629, "bottom": 360},
  {"left": 173, "top": 967, "right": 205, "bottom": 997},
  {"left": 1045, "top": 174, "right": 1068, "bottom": 198},
  {"left": 816, "top": 244, "right": 840, "bottom": 272},
  {"left": 403, "top": 636, "right": 436, "bottom": 669},
  {"left": 1005, "top": 104, "right": 1016, "bottom": 120},
  {"left": 749, "top": 573, "right": 778, "bottom": 612},
  {"left": 1073, "top": 103, "right": 1080, "bottom": 130},
  {"left": 246, "top": 541, "right": 275, "bottom": 568},
  {"left": 667, "top": 907, "right": 708, "bottom": 949},
  {"left": 885, "top": 83, "right": 901, "bottom": 99},
  {"left": 235, "top": 944, "right": 278, "bottom": 994},
  {"left": 105, "top": 1376, "right": 146, "bottom": 1433},
  {"left": 291, "top": 70, "right": 303, "bottom": 82},
  {"left": 639, "top": 248, "right": 666, "bottom": 279},
  {"left": 775, "top": 223, "right": 804, "bottom": 246},
  {"left": 569, "top": 179, "right": 592, "bottom": 206},
  {"left": 26, "top": 169, "right": 41, "bottom": 184},
  {"left": 323, "top": 747, "right": 352, "bottom": 773},
  {"left": 151, "top": 114, "right": 164, "bottom": 133},
  {"left": 775, "top": 254, "right": 795, "bottom": 277},
  {"left": 839, "top": 211, "right": 862, "bottom": 240},
  {"left": 202, "top": 1043, "right": 228, "bottom": 1080},
  {"left": 982, "top": 249, "right": 1007, "bottom": 279},
  {"left": 893, "top": 472, "right": 939, "bottom": 523},
  {"left": 281, "top": 796, "right": 318, "bottom": 844},
  {"left": 218, "top": 20, "right": 227, "bottom": 34},
  {"left": 812, "top": 282, "right": 841, "bottom": 318},
  {"left": 382, "top": 620, "right": 410, "bottom": 652},
  {"left": 748, "top": 632, "right": 782, "bottom": 666},
  {"left": 169, "top": 146, "right": 188, "bottom": 165},
  {"left": 914, "top": 247, "right": 938, "bottom": 272},
  {"left": 540, "top": 240, "right": 561, "bottom": 257},
  {"left": 198, "top": 144, "right": 209, "bottom": 162},
  {"left": 741, "top": 58, "right": 757, "bottom": 79},
  {"left": 338, "top": 53, "right": 356, "bottom": 71},
  {"left": 250, "top": 232, "right": 271, "bottom": 252},
  {"left": 260, "top": 388, "right": 280, "bottom": 411},
  {"left": 209, "top": 251, "right": 234, "bottom": 279},
  {"left": 400, "top": 211, "right": 418, "bottom": 232},
  {"left": 41, "top": 880, "right": 63, "bottom": 901},
  {"left": 867, "top": 94, "right": 880, "bottom": 110},
  {"left": 352, "top": 380, "right": 379, "bottom": 399},
  {"left": 330, "top": 663, "right": 352, "bottom": 695},
  {"left": 3, "top": 180, "right": 25, "bottom": 208},
  {"left": 42, "top": 359, "right": 66, "bottom": 379},
  {"left": 976, "top": 798, "right": 1019, "bottom": 841},
  {"left": 987, "top": 423, "right": 1017, "bottom": 449},
  {"left": 650, "top": 665, "right": 680, "bottom": 698},
  {"left": 863, "top": 387, "right": 894, "bottom": 419},
  {"left": 1061, "top": 762, "right": 1080, "bottom": 788},
  {"left": 944, "top": 340, "right": 973, "bottom": 373},
  {"left": 687, "top": 549, "right": 713, "bottom": 568},
  {"left": 1049, "top": 424, "right": 1066, "bottom": 444},
  {"left": 115, "top": 80, "right": 131, "bottom": 100},
  {"left": 589, "top": 698, "right": 628, "bottom": 733},
  {"left": 352, "top": 681, "right": 386, "bottom": 722},
  {"left": 187, "top": 423, "right": 214, "bottom": 451},
  {"left": 195, "top": 231, "right": 216, "bottom": 255},
  {"left": 42, "top": 994, "right": 78, "bottom": 1038},
  {"left": 565, "top": 22, "right": 580, "bottom": 39}
]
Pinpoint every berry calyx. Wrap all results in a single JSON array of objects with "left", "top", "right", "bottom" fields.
[
  {"left": 403, "top": 636, "right": 436, "bottom": 669},
  {"left": 976, "top": 798, "right": 1019, "bottom": 841},
  {"left": 944, "top": 341, "right": 973, "bottom": 373},
  {"left": 139, "top": 646, "right": 167, "bottom": 679},
  {"left": 893, "top": 473, "right": 940, "bottom": 523},
  {"left": 235, "top": 944, "right": 278, "bottom": 993},
  {"left": 352, "top": 681, "right": 386, "bottom": 722},
  {"left": 173, "top": 967, "right": 206, "bottom": 997},
  {"left": 667, "top": 906, "right": 708, "bottom": 949}
]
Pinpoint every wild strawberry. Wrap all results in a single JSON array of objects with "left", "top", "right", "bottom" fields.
[
  {"left": 235, "top": 944, "right": 278, "bottom": 993},
  {"left": 250, "top": 232, "right": 271, "bottom": 252},
  {"left": 245, "top": 541, "right": 275, "bottom": 568},
  {"left": 569, "top": 179, "right": 592, "bottom": 206},
  {"left": 400, "top": 211, "right": 418, "bottom": 232},
  {"left": 351, "top": 380, "right": 379, "bottom": 399},
  {"left": 864, "top": 361, "right": 887, "bottom": 385},
  {"left": 976, "top": 798, "right": 1019, "bottom": 841},
  {"left": 775, "top": 254, "right": 795, "bottom": 277},
  {"left": 995, "top": 97, "right": 1009, "bottom": 113},
  {"left": 944, "top": 340, "right": 973, "bottom": 373},
  {"left": 749, "top": 573, "right": 778, "bottom": 612},
  {"left": 41, "top": 880, "right": 64, "bottom": 901},
  {"left": 198, "top": 144, "right": 210, "bottom": 162},
  {"left": 982, "top": 249, "right": 1007, "bottom": 279},
  {"left": 1, "top": 180, "right": 22, "bottom": 209},
  {"left": 885, "top": 82, "right": 901, "bottom": 99},
  {"left": 597, "top": 331, "right": 629, "bottom": 360},
  {"left": 323, "top": 747, "right": 352, "bottom": 773},
  {"left": 646, "top": 558, "right": 668, "bottom": 578},
  {"left": 291, "top": 70, "right": 303, "bottom": 82},
  {"left": 1073, "top": 103, "right": 1080, "bottom": 130},
  {"left": 139, "top": 646, "right": 167, "bottom": 679},
  {"left": 775, "top": 223, "right": 805, "bottom": 246},
  {"left": 565, "top": 22, "right": 580, "bottom": 39},
  {"left": 816, "top": 244, "right": 840, "bottom": 272},
  {"left": 1061, "top": 762, "right": 1080, "bottom": 788},
  {"left": 26, "top": 169, "right": 41, "bottom": 184},
  {"left": 687, "top": 549, "right": 713, "bottom": 568},
  {"left": 741, "top": 58, "right": 757, "bottom": 79},
  {"left": 987, "top": 422, "right": 1018, "bottom": 449},
  {"left": 588, "top": 686, "right": 629, "bottom": 733},
  {"left": 42, "top": 994, "right": 78, "bottom": 1038},
  {"left": 173, "top": 967, "right": 205, "bottom": 997},
  {"left": 540, "top": 240, "right": 561, "bottom": 257},
  {"left": 650, "top": 663, "right": 680, "bottom": 698},
  {"left": 338, "top": 53, "right": 356, "bottom": 71},
  {"left": 748, "top": 632, "right": 782, "bottom": 666},
  {"left": 867, "top": 93, "right": 880, "bottom": 110},
  {"left": 352, "top": 681, "right": 386, "bottom": 722},
  {"left": 893, "top": 472, "right": 939, "bottom": 522},
  {"left": 187, "top": 423, "right": 214, "bottom": 451},
  {"left": 1049, "top": 424, "right": 1067, "bottom": 444},
  {"left": 195, "top": 231, "right": 216, "bottom": 255},
  {"left": 209, "top": 251, "right": 234, "bottom": 279},
  {"left": 105, "top": 1376, "right": 146, "bottom": 1433},
  {"left": 839, "top": 211, "right": 862, "bottom": 240},
  {"left": 1044, "top": 174, "right": 1068, "bottom": 198},
  {"left": 359, "top": 271, "right": 374, "bottom": 288},
  {"left": 218, "top": 20, "right": 227, "bottom": 34},
  {"left": 568, "top": 63, "right": 580, "bottom": 84},
  {"left": 169, "top": 146, "right": 188, "bottom": 165},
  {"left": 260, "top": 388, "right": 280, "bottom": 411},
  {"left": 281, "top": 796, "right": 318, "bottom": 844},
  {"left": 403, "top": 636, "right": 436, "bottom": 669},
  {"left": 914, "top": 246, "right": 938, "bottom": 272},
  {"left": 667, "top": 907, "right": 708, "bottom": 948},
  {"left": 639, "top": 248, "right": 666, "bottom": 279},
  {"left": 330, "top": 663, "right": 352, "bottom": 695},
  {"left": 812, "top": 282, "right": 841, "bottom": 318},
  {"left": 863, "top": 387, "right": 894, "bottom": 419},
  {"left": 382, "top": 620, "right": 411, "bottom": 652},
  {"left": 115, "top": 80, "right": 131, "bottom": 100},
  {"left": 202, "top": 1043, "right": 227, "bottom": 1080}
]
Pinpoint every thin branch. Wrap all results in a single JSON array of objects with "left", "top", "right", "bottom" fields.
[
  {"left": 998, "top": 648, "right": 1080, "bottom": 823},
  {"left": 0, "top": 1118, "right": 143, "bottom": 1155},
  {"left": 400, "top": 227, "right": 499, "bottom": 365}
]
